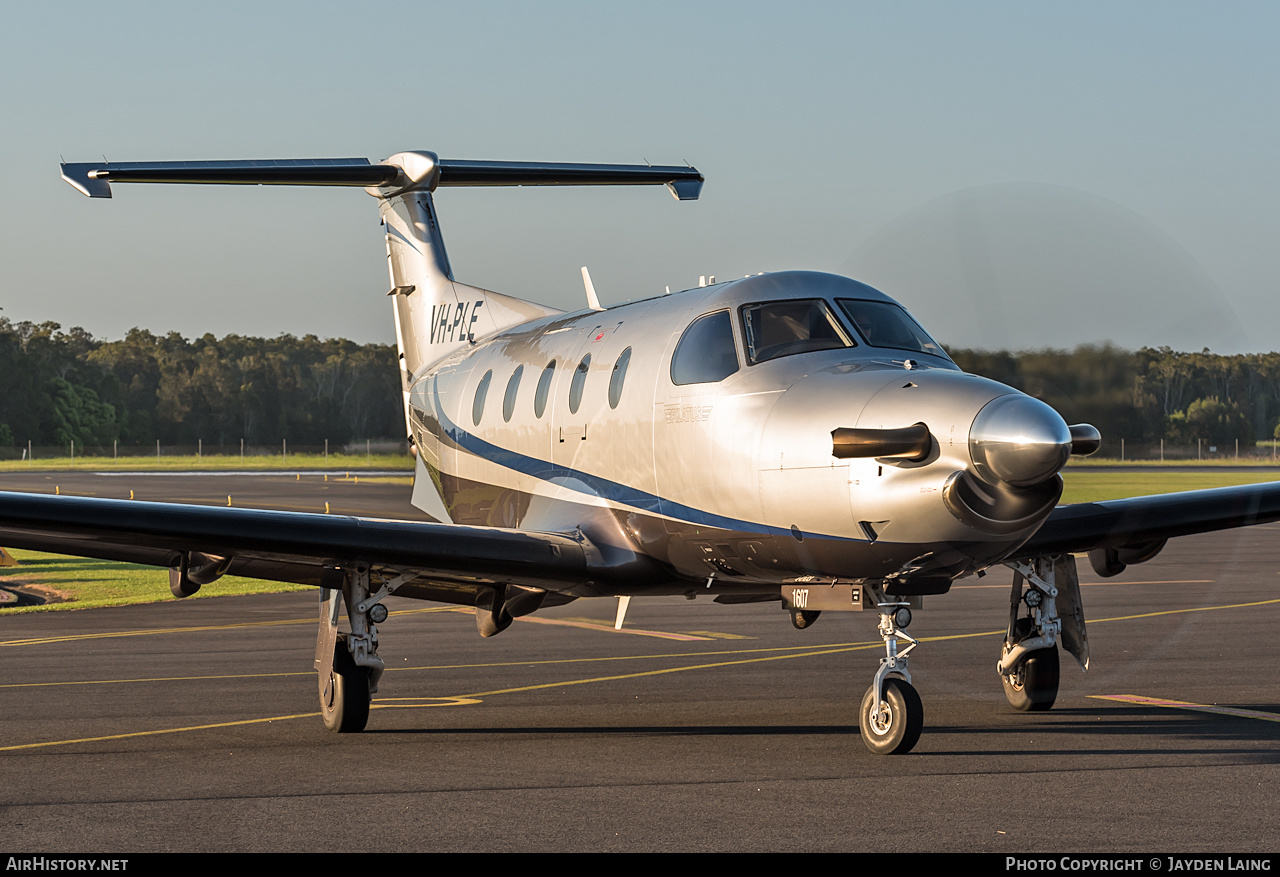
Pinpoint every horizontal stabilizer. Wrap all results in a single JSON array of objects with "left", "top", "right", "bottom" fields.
[
  {"left": 61, "top": 154, "right": 704, "bottom": 200},
  {"left": 61, "top": 158, "right": 392, "bottom": 198},
  {"left": 435, "top": 160, "right": 703, "bottom": 199}
]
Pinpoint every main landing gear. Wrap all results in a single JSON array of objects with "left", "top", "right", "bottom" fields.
[
  {"left": 315, "top": 564, "right": 395, "bottom": 733},
  {"left": 859, "top": 589, "right": 923, "bottom": 755},
  {"left": 998, "top": 556, "right": 1088, "bottom": 712}
]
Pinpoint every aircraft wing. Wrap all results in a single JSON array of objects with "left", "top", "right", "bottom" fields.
[
  {"left": 1015, "top": 481, "right": 1280, "bottom": 558},
  {"left": 0, "top": 491, "right": 590, "bottom": 598}
]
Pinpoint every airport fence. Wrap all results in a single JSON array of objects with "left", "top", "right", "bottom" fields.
[
  {"left": 1090, "top": 439, "right": 1280, "bottom": 462},
  {"left": 0, "top": 439, "right": 411, "bottom": 464}
]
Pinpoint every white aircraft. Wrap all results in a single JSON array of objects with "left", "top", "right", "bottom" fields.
[{"left": 9, "top": 152, "right": 1278, "bottom": 754}]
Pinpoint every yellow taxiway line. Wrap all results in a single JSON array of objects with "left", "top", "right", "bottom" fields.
[
  {"left": 1091, "top": 694, "right": 1280, "bottom": 723},
  {"left": 4, "top": 597, "right": 1280, "bottom": 753}
]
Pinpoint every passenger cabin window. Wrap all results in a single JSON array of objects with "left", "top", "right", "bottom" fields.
[
  {"left": 741, "top": 299, "right": 852, "bottom": 365},
  {"left": 836, "top": 299, "right": 947, "bottom": 357},
  {"left": 569, "top": 354, "right": 591, "bottom": 414},
  {"left": 472, "top": 369, "right": 493, "bottom": 426},
  {"left": 609, "top": 347, "right": 632, "bottom": 409},
  {"left": 671, "top": 311, "right": 739, "bottom": 385},
  {"left": 534, "top": 361, "right": 556, "bottom": 418},
  {"left": 502, "top": 365, "right": 523, "bottom": 423}
]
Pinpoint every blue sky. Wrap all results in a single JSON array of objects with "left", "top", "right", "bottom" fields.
[{"left": 3, "top": 1, "right": 1277, "bottom": 352}]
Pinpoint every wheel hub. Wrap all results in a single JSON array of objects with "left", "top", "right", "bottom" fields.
[{"left": 869, "top": 701, "right": 893, "bottom": 736}]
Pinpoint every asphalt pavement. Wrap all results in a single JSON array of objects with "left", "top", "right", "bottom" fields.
[{"left": 1, "top": 473, "right": 1278, "bottom": 852}]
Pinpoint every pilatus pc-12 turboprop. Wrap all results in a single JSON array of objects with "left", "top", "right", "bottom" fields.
[{"left": 12, "top": 152, "right": 1280, "bottom": 754}]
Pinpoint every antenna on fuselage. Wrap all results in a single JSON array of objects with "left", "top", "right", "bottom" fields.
[{"left": 581, "top": 266, "right": 604, "bottom": 311}]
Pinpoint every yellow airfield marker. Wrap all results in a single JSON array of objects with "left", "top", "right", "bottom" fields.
[
  {"left": 325, "top": 502, "right": 330, "bottom": 514},
  {"left": 227, "top": 495, "right": 232, "bottom": 506}
]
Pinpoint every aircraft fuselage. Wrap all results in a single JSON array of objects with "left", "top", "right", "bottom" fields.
[{"left": 408, "top": 270, "right": 1070, "bottom": 599}]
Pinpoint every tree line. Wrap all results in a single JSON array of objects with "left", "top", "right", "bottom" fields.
[
  {"left": 949, "top": 345, "right": 1279, "bottom": 455},
  {"left": 0, "top": 319, "right": 403, "bottom": 451},
  {"left": 0, "top": 316, "right": 1273, "bottom": 458}
]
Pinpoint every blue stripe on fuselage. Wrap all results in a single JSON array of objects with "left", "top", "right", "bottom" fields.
[{"left": 425, "top": 389, "right": 855, "bottom": 542}]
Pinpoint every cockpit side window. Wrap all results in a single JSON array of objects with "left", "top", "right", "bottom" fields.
[
  {"left": 836, "top": 299, "right": 948, "bottom": 358},
  {"left": 671, "top": 311, "right": 740, "bottom": 386},
  {"left": 740, "top": 299, "right": 852, "bottom": 365}
]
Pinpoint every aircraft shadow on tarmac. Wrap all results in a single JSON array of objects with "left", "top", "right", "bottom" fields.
[
  {"left": 934, "top": 706, "right": 1280, "bottom": 760},
  {"left": 360, "top": 709, "right": 1280, "bottom": 760}
]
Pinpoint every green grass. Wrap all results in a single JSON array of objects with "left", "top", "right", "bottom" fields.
[
  {"left": 0, "top": 453, "right": 412, "bottom": 473},
  {"left": 0, "top": 549, "right": 311, "bottom": 613},
  {"left": 1066, "top": 456, "right": 1280, "bottom": 467},
  {"left": 1060, "top": 470, "right": 1280, "bottom": 503}
]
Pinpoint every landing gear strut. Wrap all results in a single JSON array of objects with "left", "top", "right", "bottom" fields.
[
  {"left": 999, "top": 556, "right": 1087, "bottom": 712},
  {"left": 315, "top": 565, "right": 386, "bottom": 733},
  {"left": 859, "top": 589, "right": 923, "bottom": 755}
]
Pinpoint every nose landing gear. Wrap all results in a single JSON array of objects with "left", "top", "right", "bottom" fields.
[{"left": 859, "top": 590, "right": 923, "bottom": 755}]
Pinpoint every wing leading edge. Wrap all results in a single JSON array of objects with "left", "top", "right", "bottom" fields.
[
  {"left": 0, "top": 491, "right": 591, "bottom": 597},
  {"left": 1016, "top": 480, "right": 1280, "bottom": 558}
]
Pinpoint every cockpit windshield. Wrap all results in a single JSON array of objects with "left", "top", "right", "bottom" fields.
[
  {"left": 836, "top": 299, "right": 948, "bottom": 358},
  {"left": 741, "top": 299, "right": 853, "bottom": 365}
]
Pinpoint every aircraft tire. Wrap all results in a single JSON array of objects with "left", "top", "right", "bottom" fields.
[
  {"left": 1002, "top": 646, "right": 1059, "bottom": 712},
  {"left": 321, "top": 635, "right": 371, "bottom": 733},
  {"left": 859, "top": 677, "right": 923, "bottom": 755}
]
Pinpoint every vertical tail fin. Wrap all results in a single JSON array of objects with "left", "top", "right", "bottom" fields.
[{"left": 377, "top": 153, "right": 564, "bottom": 385}]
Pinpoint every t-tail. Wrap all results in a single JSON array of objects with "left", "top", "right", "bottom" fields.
[{"left": 61, "top": 152, "right": 703, "bottom": 437}]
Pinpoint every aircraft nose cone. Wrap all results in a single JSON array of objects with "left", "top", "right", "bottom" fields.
[{"left": 969, "top": 394, "right": 1071, "bottom": 487}]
